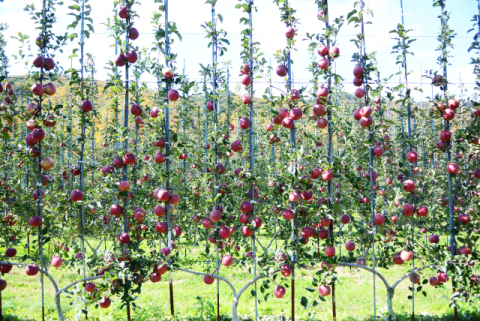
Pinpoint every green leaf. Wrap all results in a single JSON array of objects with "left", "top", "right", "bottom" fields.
[{"left": 301, "top": 296, "right": 308, "bottom": 308}]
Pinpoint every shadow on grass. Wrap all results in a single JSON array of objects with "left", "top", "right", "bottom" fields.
[
  {"left": 1, "top": 312, "right": 36, "bottom": 321},
  {"left": 147, "top": 312, "right": 480, "bottom": 321}
]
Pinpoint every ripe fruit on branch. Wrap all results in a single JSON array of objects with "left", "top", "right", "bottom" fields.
[
  {"left": 154, "top": 152, "right": 166, "bottom": 164},
  {"left": 355, "top": 88, "right": 365, "bottom": 98},
  {"left": 241, "top": 74, "right": 251, "bottom": 86},
  {"left": 345, "top": 241, "right": 355, "bottom": 252},
  {"left": 439, "top": 130, "right": 451, "bottom": 142},
  {"left": 281, "top": 264, "right": 292, "bottom": 277},
  {"left": 443, "top": 108, "right": 455, "bottom": 120},
  {"left": 409, "top": 273, "right": 420, "bottom": 284},
  {"left": 5, "top": 248, "right": 16, "bottom": 258},
  {"left": 242, "top": 225, "right": 254, "bottom": 237},
  {"left": 432, "top": 74, "right": 443, "bottom": 86},
  {"left": 204, "top": 275, "right": 215, "bottom": 285},
  {"left": 231, "top": 140, "right": 243, "bottom": 152},
  {"left": 374, "top": 214, "right": 385, "bottom": 225},
  {"left": 403, "top": 204, "right": 415, "bottom": 217},
  {"left": 317, "top": 87, "right": 329, "bottom": 97},
  {"left": 51, "top": 256, "right": 63, "bottom": 268},
  {"left": 428, "top": 234, "right": 439, "bottom": 244},
  {"left": 222, "top": 255, "right": 234, "bottom": 267},
  {"left": 110, "top": 204, "right": 123, "bottom": 216},
  {"left": 318, "top": 285, "right": 331, "bottom": 297},
  {"left": 282, "top": 208, "right": 294, "bottom": 221},
  {"left": 33, "top": 56, "right": 44, "bottom": 68},
  {"left": 457, "top": 214, "right": 470, "bottom": 225},
  {"left": 301, "top": 226, "right": 315, "bottom": 238},
  {"left": 118, "top": 233, "right": 130, "bottom": 244},
  {"left": 282, "top": 117, "right": 294, "bottom": 129},
  {"left": 353, "top": 77, "right": 363, "bottom": 87},
  {"left": 168, "top": 89, "right": 179, "bottom": 101},
  {"left": 318, "top": 44, "right": 329, "bottom": 56},
  {"left": 43, "top": 58, "right": 55, "bottom": 70},
  {"left": 290, "top": 107, "right": 302, "bottom": 120},
  {"left": 118, "top": 181, "right": 130, "bottom": 191},
  {"left": 329, "top": 46, "right": 340, "bottom": 58},
  {"left": 126, "top": 50, "right": 138, "bottom": 63},
  {"left": 155, "top": 189, "right": 170, "bottom": 202},
  {"left": 446, "top": 163, "right": 459, "bottom": 174},
  {"left": 70, "top": 189, "right": 84, "bottom": 202},
  {"left": 400, "top": 250, "right": 413, "bottom": 262},
  {"left": 98, "top": 297, "right": 111, "bottom": 309},
  {"left": 129, "top": 27, "right": 139, "bottom": 40},
  {"left": 340, "top": 214, "right": 350, "bottom": 224},
  {"left": 359, "top": 116, "right": 373, "bottom": 127},
  {"left": 313, "top": 104, "right": 325, "bottom": 116},
  {"left": 325, "top": 246, "right": 335, "bottom": 257},
  {"left": 285, "top": 27, "right": 295, "bottom": 39},
  {"left": 40, "top": 157, "right": 54, "bottom": 170},
  {"left": 289, "top": 89, "right": 300, "bottom": 100},
  {"left": 240, "top": 63, "right": 250, "bottom": 75},
  {"left": 274, "top": 285, "right": 286, "bottom": 298},
  {"left": 163, "top": 67, "right": 174, "bottom": 79},
  {"left": 123, "top": 153, "right": 137, "bottom": 165},
  {"left": 85, "top": 282, "right": 96, "bottom": 293},
  {"left": 321, "top": 170, "right": 333, "bottom": 181},
  {"left": 241, "top": 94, "right": 251, "bottom": 104},
  {"left": 403, "top": 180, "right": 415, "bottom": 192},
  {"left": 130, "top": 103, "right": 142, "bottom": 116},
  {"left": 115, "top": 54, "right": 126, "bottom": 66},
  {"left": 448, "top": 98, "right": 460, "bottom": 109},
  {"left": 316, "top": 118, "right": 328, "bottom": 128},
  {"left": 363, "top": 170, "right": 378, "bottom": 182},
  {"left": 407, "top": 151, "right": 418, "bottom": 162},
  {"left": 118, "top": 5, "right": 129, "bottom": 18},
  {"left": 417, "top": 206, "right": 428, "bottom": 217},
  {"left": 429, "top": 277, "right": 440, "bottom": 287},
  {"left": 276, "top": 65, "right": 288, "bottom": 77},
  {"left": 25, "top": 264, "right": 39, "bottom": 276},
  {"left": 169, "top": 194, "right": 180, "bottom": 205},
  {"left": 44, "top": 82, "right": 56, "bottom": 96},
  {"left": 31, "top": 83, "right": 45, "bottom": 96},
  {"left": 219, "top": 227, "right": 231, "bottom": 239},
  {"left": 318, "top": 58, "right": 329, "bottom": 70},
  {"left": 240, "top": 201, "right": 252, "bottom": 213},
  {"left": 239, "top": 117, "right": 251, "bottom": 129},
  {"left": 353, "top": 66, "right": 364, "bottom": 78},
  {"left": 156, "top": 222, "right": 167, "bottom": 233},
  {"left": 372, "top": 146, "right": 383, "bottom": 157}
]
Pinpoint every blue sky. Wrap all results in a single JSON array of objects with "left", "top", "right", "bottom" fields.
[{"left": 1, "top": 0, "right": 478, "bottom": 101}]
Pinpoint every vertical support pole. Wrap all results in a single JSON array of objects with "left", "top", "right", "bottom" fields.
[
  {"left": 247, "top": 2, "right": 257, "bottom": 320},
  {"left": 38, "top": 2, "right": 48, "bottom": 320},
  {"left": 324, "top": 2, "right": 336, "bottom": 318},
  {"left": 122, "top": 3, "right": 131, "bottom": 320},
  {"left": 359, "top": 1, "right": 376, "bottom": 320},
  {"left": 399, "top": 2, "right": 415, "bottom": 319},
  {"left": 283, "top": 1, "right": 297, "bottom": 319},
  {"left": 78, "top": 0, "right": 86, "bottom": 283},
  {"left": 210, "top": 5, "right": 220, "bottom": 320},
  {"left": 437, "top": 3, "right": 457, "bottom": 320},
  {"left": 164, "top": 1, "right": 174, "bottom": 316}
]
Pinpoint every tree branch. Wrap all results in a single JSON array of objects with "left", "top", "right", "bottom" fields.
[
  {"left": 56, "top": 275, "right": 103, "bottom": 296},
  {"left": 175, "top": 267, "right": 237, "bottom": 297},
  {"left": 0, "top": 261, "right": 22, "bottom": 267},
  {"left": 391, "top": 264, "right": 433, "bottom": 290},
  {"left": 338, "top": 263, "right": 391, "bottom": 289}
]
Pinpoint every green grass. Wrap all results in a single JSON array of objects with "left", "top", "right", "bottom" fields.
[{"left": 0, "top": 235, "right": 477, "bottom": 321}]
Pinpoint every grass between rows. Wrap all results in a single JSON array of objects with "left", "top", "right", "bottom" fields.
[{"left": 0, "top": 233, "right": 476, "bottom": 320}]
